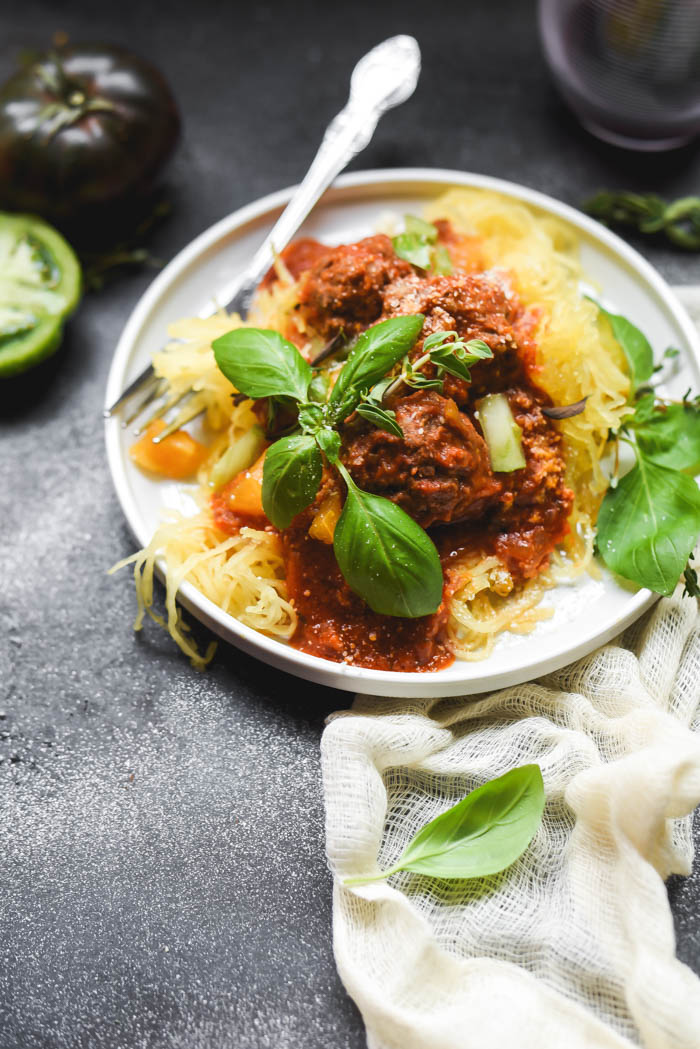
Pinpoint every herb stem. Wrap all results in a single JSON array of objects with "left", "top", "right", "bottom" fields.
[
  {"left": 382, "top": 351, "right": 431, "bottom": 402},
  {"left": 342, "top": 865, "right": 402, "bottom": 887}
]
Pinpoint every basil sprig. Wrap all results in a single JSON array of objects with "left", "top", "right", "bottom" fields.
[
  {"left": 344, "top": 764, "right": 545, "bottom": 886},
  {"left": 334, "top": 463, "right": 443, "bottom": 618},
  {"left": 593, "top": 312, "right": 700, "bottom": 597},
  {"left": 392, "top": 214, "right": 454, "bottom": 273}
]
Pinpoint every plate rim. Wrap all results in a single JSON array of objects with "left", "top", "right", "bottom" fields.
[{"left": 105, "top": 166, "right": 697, "bottom": 697}]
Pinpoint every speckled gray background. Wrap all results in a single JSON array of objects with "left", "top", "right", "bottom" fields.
[{"left": 1, "top": 2, "right": 699, "bottom": 1047}]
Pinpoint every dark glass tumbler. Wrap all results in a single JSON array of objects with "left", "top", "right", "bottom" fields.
[{"left": 539, "top": 0, "right": 700, "bottom": 150}]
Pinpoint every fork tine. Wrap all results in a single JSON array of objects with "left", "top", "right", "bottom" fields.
[
  {"left": 132, "top": 386, "right": 193, "bottom": 434},
  {"left": 123, "top": 378, "right": 170, "bottom": 427},
  {"left": 151, "top": 393, "right": 209, "bottom": 443},
  {"left": 103, "top": 363, "right": 157, "bottom": 417}
]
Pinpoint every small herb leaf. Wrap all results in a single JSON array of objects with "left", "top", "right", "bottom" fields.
[
  {"left": 356, "top": 401, "right": 404, "bottom": 437},
  {"left": 588, "top": 299, "right": 654, "bottom": 389},
  {"left": 334, "top": 463, "right": 443, "bottom": 618},
  {"left": 329, "top": 315, "right": 424, "bottom": 420},
  {"left": 596, "top": 452, "right": 700, "bottom": 595},
  {"left": 344, "top": 765, "right": 545, "bottom": 886},
  {"left": 262, "top": 433, "right": 322, "bottom": 529},
  {"left": 213, "top": 328, "right": 312, "bottom": 402}
]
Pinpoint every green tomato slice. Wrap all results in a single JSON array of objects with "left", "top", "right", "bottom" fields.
[{"left": 0, "top": 212, "right": 81, "bottom": 377}]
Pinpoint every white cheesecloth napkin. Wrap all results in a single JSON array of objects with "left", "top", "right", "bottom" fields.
[{"left": 321, "top": 285, "right": 700, "bottom": 1049}]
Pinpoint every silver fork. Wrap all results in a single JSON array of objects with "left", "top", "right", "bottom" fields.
[{"left": 104, "top": 34, "right": 422, "bottom": 440}]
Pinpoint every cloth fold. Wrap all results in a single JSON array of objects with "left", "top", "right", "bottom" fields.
[{"left": 322, "top": 285, "right": 700, "bottom": 1049}]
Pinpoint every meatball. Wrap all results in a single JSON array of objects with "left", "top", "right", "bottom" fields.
[
  {"left": 296, "top": 234, "right": 413, "bottom": 339},
  {"left": 342, "top": 390, "right": 502, "bottom": 528},
  {"left": 380, "top": 271, "right": 532, "bottom": 403}
]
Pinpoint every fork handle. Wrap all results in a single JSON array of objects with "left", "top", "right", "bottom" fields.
[{"left": 222, "top": 39, "right": 420, "bottom": 315}]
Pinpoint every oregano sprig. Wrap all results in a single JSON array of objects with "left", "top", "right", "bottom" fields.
[{"left": 584, "top": 191, "right": 700, "bottom": 251}]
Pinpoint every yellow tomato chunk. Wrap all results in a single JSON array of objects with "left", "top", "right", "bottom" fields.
[
  {"left": 225, "top": 450, "right": 266, "bottom": 517},
  {"left": 308, "top": 488, "right": 342, "bottom": 544},
  {"left": 129, "top": 420, "right": 209, "bottom": 480}
]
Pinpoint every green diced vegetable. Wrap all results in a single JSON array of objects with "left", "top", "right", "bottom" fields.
[
  {"left": 477, "top": 393, "right": 526, "bottom": 472},
  {"left": 209, "top": 424, "right": 266, "bottom": 489}
]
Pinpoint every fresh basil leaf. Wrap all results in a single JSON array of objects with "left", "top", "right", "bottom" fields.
[
  {"left": 596, "top": 453, "right": 700, "bottom": 595},
  {"left": 588, "top": 299, "right": 654, "bottom": 389},
  {"left": 392, "top": 232, "right": 432, "bottom": 269},
  {"left": 308, "top": 370, "right": 331, "bottom": 402},
  {"left": 297, "top": 402, "right": 325, "bottom": 435},
  {"left": 315, "top": 426, "right": 341, "bottom": 464},
  {"left": 404, "top": 214, "right": 438, "bottom": 242},
  {"left": 356, "top": 402, "right": 404, "bottom": 438},
  {"left": 344, "top": 765, "right": 545, "bottom": 885},
  {"left": 329, "top": 315, "right": 424, "bottom": 420},
  {"left": 633, "top": 402, "right": 700, "bottom": 474},
  {"left": 213, "top": 328, "right": 312, "bottom": 402},
  {"left": 431, "top": 244, "right": 453, "bottom": 275},
  {"left": 262, "top": 433, "right": 322, "bottom": 529},
  {"left": 334, "top": 463, "right": 443, "bottom": 618}
]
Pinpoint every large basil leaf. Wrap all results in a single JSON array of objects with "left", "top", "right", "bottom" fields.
[
  {"left": 262, "top": 433, "right": 322, "bottom": 529},
  {"left": 633, "top": 403, "right": 700, "bottom": 474},
  {"left": 344, "top": 765, "right": 545, "bottom": 885},
  {"left": 213, "top": 327, "right": 312, "bottom": 401},
  {"left": 589, "top": 299, "right": 654, "bottom": 389},
  {"left": 333, "top": 464, "right": 442, "bottom": 617},
  {"left": 596, "top": 453, "right": 700, "bottom": 595},
  {"left": 329, "top": 315, "right": 424, "bottom": 420}
]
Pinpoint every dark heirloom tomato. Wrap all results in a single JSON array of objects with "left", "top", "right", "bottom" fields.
[{"left": 0, "top": 45, "right": 180, "bottom": 223}]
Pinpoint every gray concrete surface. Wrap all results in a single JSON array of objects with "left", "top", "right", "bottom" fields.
[{"left": 1, "top": 2, "right": 699, "bottom": 1046}]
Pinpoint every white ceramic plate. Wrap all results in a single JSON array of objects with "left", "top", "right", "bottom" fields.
[{"left": 105, "top": 168, "right": 700, "bottom": 697}]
